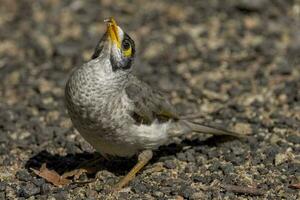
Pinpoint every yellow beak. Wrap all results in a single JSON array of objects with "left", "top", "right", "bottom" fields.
[{"left": 105, "top": 17, "right": 121, "bottom": 48}]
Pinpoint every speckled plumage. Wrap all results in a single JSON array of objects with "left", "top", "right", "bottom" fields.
[
  {"left": 65, "top": 19, "right": 243, "bottom": 158},
  {"left": 65, "top": 57, "right": 172, "bottom": 157}
]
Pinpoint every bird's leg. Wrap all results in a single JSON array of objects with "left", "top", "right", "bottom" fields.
[{"left": 113, "top": 150, "right": 153, "bottom": 190}]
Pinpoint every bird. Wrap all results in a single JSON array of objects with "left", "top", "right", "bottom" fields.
[{"left": 65, "top": 17, "right": 246, "bottom": 190}]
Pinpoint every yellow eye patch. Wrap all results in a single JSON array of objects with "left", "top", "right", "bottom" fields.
[
  {"left": 122, "top": 39, "right": 132, "bottom": 57},
  {"left": 123, "top": 46, "right": 132, "bottom": 57}
]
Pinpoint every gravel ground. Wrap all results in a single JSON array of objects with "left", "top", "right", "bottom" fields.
[{"left": 1, "top": 0, "right": 300, "bottom": 199}]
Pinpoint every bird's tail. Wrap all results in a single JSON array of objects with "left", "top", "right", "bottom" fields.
[{"left": 168, "top": 120, "right": 247, "bottom": 138}]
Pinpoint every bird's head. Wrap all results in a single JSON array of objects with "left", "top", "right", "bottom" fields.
[{"left": 92, "top": 17, "right": 135, "bottom": 72}]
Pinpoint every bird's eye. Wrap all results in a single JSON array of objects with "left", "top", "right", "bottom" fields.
[
  {"left": 122, "top": 39, "right": 132, "bottom": 57},
  {"left": 122, "top": 40, "right": 131, "bottom": 50}
]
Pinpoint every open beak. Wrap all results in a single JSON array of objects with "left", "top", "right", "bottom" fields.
[{"left": 105, "top": 17, "right": 121, "bottom": 48}]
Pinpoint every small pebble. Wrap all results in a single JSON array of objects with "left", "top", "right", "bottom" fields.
[
  {"left": 16, "top": 170, "right": 32, "bottom": 182},
  {"left": 164, "top": 160, "right": 177, "bottom": 169},
  {"left": 18, "top": 183, "right": 40, "bottom": 198}
]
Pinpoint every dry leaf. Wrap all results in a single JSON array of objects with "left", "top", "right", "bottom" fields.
[
  {"left": 31, "top": 163, "right": 71, "bottom": 187},
  {"left": 63, "top": 166, "right": 98, "bottom": 179},
  {"left": 62, "top": 168, "right": 87, "bottom": 179},
  {"left": 289, "top": 183, "right": 300, "bottom": 189},
  {"left": 175, "top": 195, "right": 184, "bottom": 200}
]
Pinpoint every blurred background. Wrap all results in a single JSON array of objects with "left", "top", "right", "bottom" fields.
[{"left": 0, "top": 0, "right": 299, "bottom": 199}]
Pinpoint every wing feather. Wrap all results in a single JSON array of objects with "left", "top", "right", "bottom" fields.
[{"left": 125, "top": 80, "right": 179, "bottom": 124}]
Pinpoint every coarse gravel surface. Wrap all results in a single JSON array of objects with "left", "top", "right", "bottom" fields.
[{"left": 0, "top": 0, "right": 300, "bottom": 199}]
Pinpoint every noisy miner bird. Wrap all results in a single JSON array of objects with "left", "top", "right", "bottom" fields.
[{"left": 65, "top": 17, "right": 245, "bottom": 190}]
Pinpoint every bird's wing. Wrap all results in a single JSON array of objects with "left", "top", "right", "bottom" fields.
[{"left": 125, "top": 81, "right": 179, "bottom": 125}]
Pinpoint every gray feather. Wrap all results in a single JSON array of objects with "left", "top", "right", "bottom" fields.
[
  {"left": 185, "top": 120, "right": 245, "bottom": 137},
  {"left": 125, "top": 79, "right": 179, "bottom": 124}
]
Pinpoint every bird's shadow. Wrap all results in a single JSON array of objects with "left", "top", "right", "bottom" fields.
[{"left": 25, "top": 135, "right": 239, "bottom": 177}]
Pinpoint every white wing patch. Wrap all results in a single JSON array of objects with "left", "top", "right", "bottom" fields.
[{"left": 130, "top": 120, "right": 171, "bottom": 149}]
